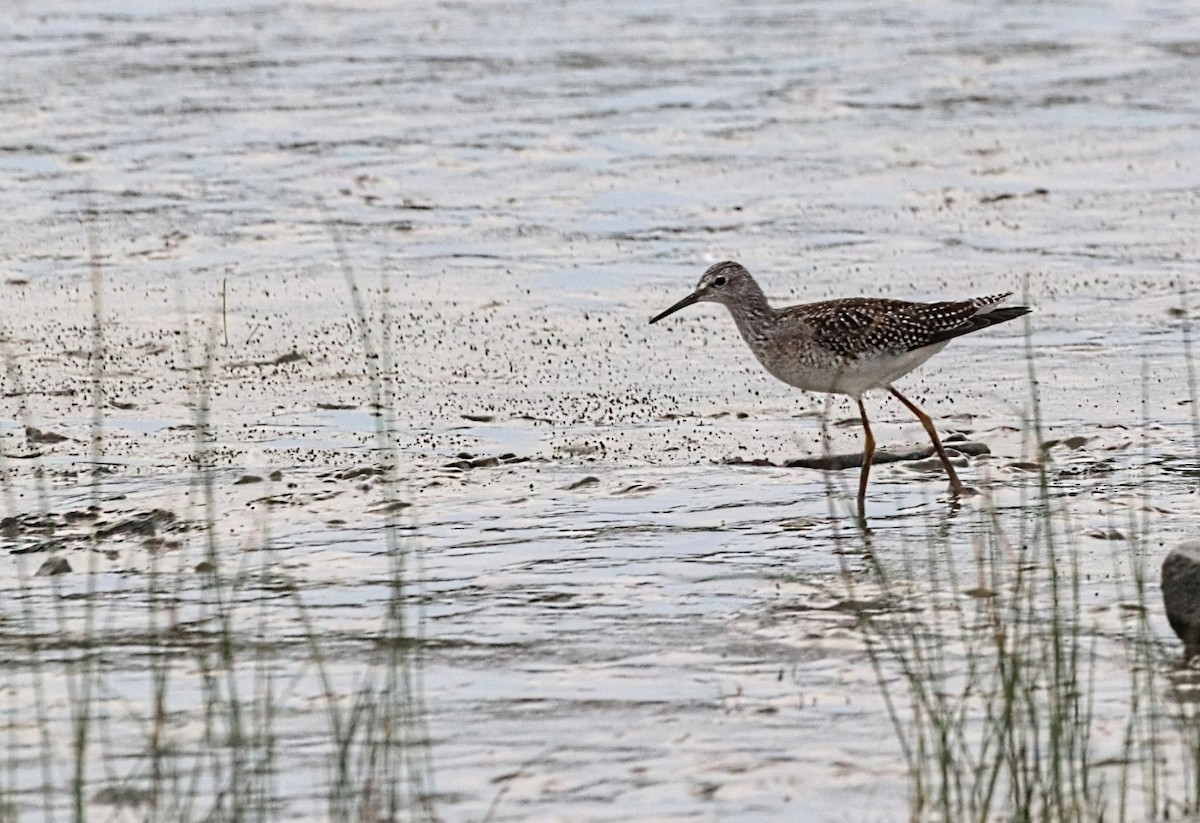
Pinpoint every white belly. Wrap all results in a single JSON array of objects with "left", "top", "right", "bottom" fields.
[{"left": 760, "top": 343, "right": 948, "bottom": 398}]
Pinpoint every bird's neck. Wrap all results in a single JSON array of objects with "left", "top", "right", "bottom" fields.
[{"left": 723, "top": 283, "right": 775, "bottom": 342}]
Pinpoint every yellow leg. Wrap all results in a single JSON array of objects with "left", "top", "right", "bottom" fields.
[
  {"left": 887, "top": 386, "right": 964, "bottom": 495},
  {"left": 856, "top": 397, "right": 876, "bottom": 518}
]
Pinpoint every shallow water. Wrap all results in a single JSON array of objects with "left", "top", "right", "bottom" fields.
[{"left": 2, "top": 0, "right": 1200, "bottom": 820}]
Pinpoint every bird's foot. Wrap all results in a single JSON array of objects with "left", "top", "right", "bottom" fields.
[
  {"left": 948, "top": 482, "right": 979, "bottom": 499},
  {"left": 854, "top": 497, "right": 874, "bottom": 535}
]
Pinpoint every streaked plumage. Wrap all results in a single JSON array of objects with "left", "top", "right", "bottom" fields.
[{"left": 649, "top": 260, "right": 1031, "bottom": 518}]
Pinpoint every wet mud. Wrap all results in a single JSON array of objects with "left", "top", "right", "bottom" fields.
[{"left": 3, "top": 0, "right": 1200, "bottom": 820}]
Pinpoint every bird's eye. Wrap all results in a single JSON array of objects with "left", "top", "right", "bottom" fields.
[{"left": 713, "top": 275, "right": 727, "bottom": 287}]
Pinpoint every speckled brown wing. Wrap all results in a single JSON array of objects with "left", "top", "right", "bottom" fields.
[
  {"left": 912, "top": 295, "right": 1030, "bottom": 349},
  {"left": 791, "top": 294, "right": 1027, "bottom": 358}
]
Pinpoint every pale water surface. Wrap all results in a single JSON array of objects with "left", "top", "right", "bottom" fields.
[{"left": 2, "top": 0, "right": 1200, "bottom": 820}]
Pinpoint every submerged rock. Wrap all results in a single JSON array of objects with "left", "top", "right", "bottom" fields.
[
  {"left": 1162, "top": 541, "right": 1200, "bottom": 660},
  {"left": 724, "top": 440, "right": 990, "bottom": 471},
  {"left": 35, "top": 557, "right": 71, "bottom": 576}
]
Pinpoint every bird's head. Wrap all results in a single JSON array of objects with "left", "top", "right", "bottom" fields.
[{"left": 649, "top": 261, "right": 756, "bottom": 323}]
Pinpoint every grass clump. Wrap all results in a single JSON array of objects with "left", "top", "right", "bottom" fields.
[{"left": 854, "top": 304, "right": 1197, "bottom": 822}]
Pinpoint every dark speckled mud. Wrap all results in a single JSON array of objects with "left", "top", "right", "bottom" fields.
[{"left": 2, "top": 1, "right": 1200, "bottom": 819}]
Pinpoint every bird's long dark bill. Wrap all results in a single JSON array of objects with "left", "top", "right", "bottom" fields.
[{"left": 649, "top": 291, "right": 701, "bottom": 324}]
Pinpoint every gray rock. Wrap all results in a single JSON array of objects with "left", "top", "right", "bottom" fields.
[
  {"left": 35, "top": 557, "right": 71, "bottom": 576},
  {"left": 1162, "top": 541, "right": 1200, "bottom": 660}
]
